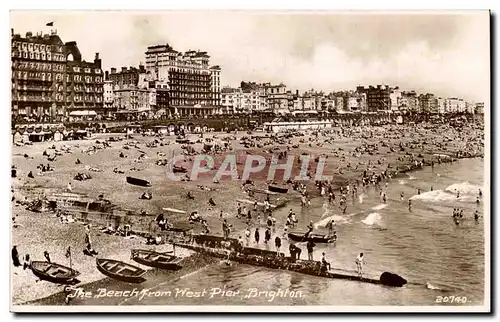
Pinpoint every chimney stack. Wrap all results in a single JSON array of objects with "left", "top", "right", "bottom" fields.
[
  {"left": 111, "top": 68, "right": 116, "bottom": 74},
  {"left": 122, "top": 67, "right": 127, "bottom": 72},
  {"left": 94, "top": 52, "right": 101, "bottom": 69}
]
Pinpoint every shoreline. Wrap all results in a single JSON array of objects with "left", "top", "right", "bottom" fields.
[{"left": 11, "top": 122, "right": 484, "bottom": 306}]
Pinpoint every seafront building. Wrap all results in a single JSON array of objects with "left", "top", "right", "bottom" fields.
[
  {"left": 356, "top": 85, "right": 392, "bottom": 112},
  {"left": 144, "top": 44, "right": 220, "bottom": 116},
  {"left": 418, "top": 93, "right": 439, "bottom": 113},
  {"left": 11, "top": 29, "right": 104, "bottom": 122}
]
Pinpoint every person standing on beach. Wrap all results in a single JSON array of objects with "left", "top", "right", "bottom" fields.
[
  {"left": 12, "top": 246, "right": 20, "bottom": 267},
  {"left": 327, "top": 219, "right": 335, "bottom": 236},
  {"left": 264, "top": 228, "right": 271, "bottom": 244},
  {"left": 307, "top": 240, "right": 315, "bottom": 261},
  {"left": 67, "top": 182, "right": 72, "bottom": 192},
  {"left": 275, "top": 236, "right": 282, "bottom": 254},
  {"left": 254, "top": 227, "right": 260, "bottom": 244},
  {"left": 408, "top": 199, "right": 412, "bottom": 211},
  {"left": 355, "top": 253, "right": 365, "bottom": 277}
]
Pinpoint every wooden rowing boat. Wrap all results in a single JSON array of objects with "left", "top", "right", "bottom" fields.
[
  {"left": 96, "top": 258, "right": 147, "bottom": 283},
  {"left": 268, "top": 185, "right": 288, "bottom": 194},
  {"left": 288, "top": 232, "right": 335, "bottom": 243},
  {"left": 31, "top": 261, "right": 80, "bottom": 284},
  {"left": 126, "top": 176, "right": 152, "bottom": 187},
  {"left": 131, "top": 249, "right": 183, "bottom": 270}
]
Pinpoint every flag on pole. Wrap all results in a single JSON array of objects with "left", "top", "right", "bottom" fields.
[
  {"left": 46, "top": 22, "right": 54, "bottom": 27},
  {"left": 65, "top": 246, "right": 71, "bottom": 258}
]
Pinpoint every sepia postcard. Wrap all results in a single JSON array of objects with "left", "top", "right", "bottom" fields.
[{"left": 9, "top": 10, "right": 490, "bottom": 313}]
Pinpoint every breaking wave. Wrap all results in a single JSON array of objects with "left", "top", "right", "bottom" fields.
[
  {"left": 445, "top": 182, "right": 482, "bottom": 196},
  {"left": 361, "top": 212, "right": 382, "bottom": 226},
  {"left": 409, "top": 190, "right": 475, "bottom": 203},
  {"left": 315, "top": 215, "right": 350, "bottom": 229}
]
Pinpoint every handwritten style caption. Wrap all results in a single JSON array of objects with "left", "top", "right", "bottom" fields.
[{"left": 66, "top": 286, "right": 303, "bottom": 303}]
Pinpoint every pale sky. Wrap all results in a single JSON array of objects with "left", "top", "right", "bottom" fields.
[{"left": 10, "top": 11, "right": 490, "bottom": 102}]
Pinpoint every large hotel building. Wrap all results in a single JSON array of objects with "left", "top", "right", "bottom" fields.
[
  {"left": 11, "top": 29, "right": 104, "bottom": 123},
  {"left": 145, "top": 44, "right": 221, "bottom": 116}
]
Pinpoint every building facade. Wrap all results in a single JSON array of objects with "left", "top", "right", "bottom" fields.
[
  {"left": 418, "top": 93, "right": 438, "bottom": 113},
  {"left": 448, "top": 98, "right": 466, "bottom": 113},
  {"left": 108, "top": 65, "right": 145, "bottom": 89},
  {"left": 220, "top": 87, "right": 264, "bottom": 114},
  {"left": 263, "top": 83, "right": 288, "bottom": 113},
  {"left": 389, "top": 87, "right": 402, "bottom": 111},
  {"left": 145, "top": 45, "right": 220, "bottom": 116},
  {"left": 113, "top": 86, "right": 150, "bottom": 114},
  {"left": 356, "top": 85, "right": 391, "bottom": 112},
  {"left": 103, "top": 80, "right": 114, "bottom": 110},
  {"left": 64, "top": 43, "right": 104, "bottom": 117},
  {"left": 11, "top": 29, "right": 105, "bottom": 123},
  {"left": 11, "top": 30, "right": 67, "bottom": 122},
  {"left": 400, "top": 91, "right": 418, "bottom": 112},
  {"left": 475, "top": 102, "right": 484, "bottom": 114}
]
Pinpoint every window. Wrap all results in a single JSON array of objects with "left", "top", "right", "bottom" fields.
[
  {"left": 23, "top": 52, "right": 27, "bottom": 59},
  {"left": 73, "top": 66, "right": 80, "bottom": 73},
  {"left": 22, "top": 43, "right": 27, "bottom": 50},
  {"left": 30, "top": 62, "right": 35, "bottom": 69},
  {"left": 34, "top": 44, "right": 39, "bottom": 51},
  {"left": 85, "top": 68, "right": 91, "bottom": 73},
  {"left": 40, "top": 44, "right": 45, "bottom": 51},
  {"left": 29, "top": 52, "right": 34, "bottom": 59},
  {"left": 28, "top": 43, "right": 33, "bottom": 51},
  {"left": 41, "top": 53, "right": 45, "bottom": 60},
  {"left": 47, "top": 53, "right": 51, "bottom": 60}
]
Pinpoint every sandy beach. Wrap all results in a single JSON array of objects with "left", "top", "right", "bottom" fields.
[{"left": 11, "top": 120, "right": 484, "bottom": 305}]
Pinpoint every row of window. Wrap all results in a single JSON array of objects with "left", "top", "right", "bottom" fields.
[
  {"left": 59, "top": 94, "right": 103, "bottom": 103},
  {"left": 12, "top": 50, "right": 65, "bottom": 61},
  {"left": 13, "top": 61, "right": 64, "bottom": 72},
  {"left": 72, "top": 66, "right": 102, "bottom": 74},
  {"left": 16, "top": 71, "right": 53, "bottom": 81},
  {"left": 12, "top": 41, "right": 63, "bottom": 53}
]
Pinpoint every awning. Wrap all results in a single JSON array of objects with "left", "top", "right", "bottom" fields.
[
  {"left": 114, "top": 110, "right": 141, "bottom": 114},
  {"left": 69, "top": 110, "right": 97, "bottom": 116}
]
